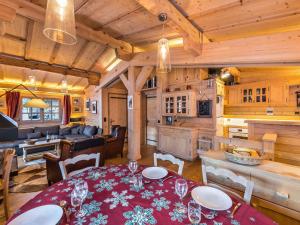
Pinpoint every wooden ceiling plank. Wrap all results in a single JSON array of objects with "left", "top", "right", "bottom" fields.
[
  {"left": 40, "top": 71, "right": 48, "bottom": 85},
  {"left": 0, "top": 22, "right": 6, "bottom": 36},
  {"left": 99, "top": 61, "right": 129, "bottom": 88},
  {"left": 0, "top": 0, "right": 18, "bottom": 22},
  {"left": 0, "top": 53, "right": 100, "bottom": 85},
  {"left": 135, "top": 0, "right": 209, "bottom": 56},
  {"left": 71, "top": 77, "right": 84, "bottom": 88},
  {"left": 70, "top": 41, "right": 89, "bottom": 67},
  {"left": 12, "top": 0, "right": 134, "bottom": 58},
  {"left": 24, "top": 20, "right": 34, "bottom": 60},
  {"left": 49, "top": 43, "right": 61, "bottom": 64}
]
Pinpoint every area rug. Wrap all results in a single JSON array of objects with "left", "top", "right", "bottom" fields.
[{"left": 10, "top": 162, "right": 48, "bottom": 193}]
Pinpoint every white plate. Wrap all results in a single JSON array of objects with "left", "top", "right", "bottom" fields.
[
  {"left": 8, "top": 205, "right": 63, "bottom": 225},
  {"left": 142, "top": 167, "right": 168, "bottom": 179},
  {"left": 191, "top": 186, "right": 232, "bottom": 211}
]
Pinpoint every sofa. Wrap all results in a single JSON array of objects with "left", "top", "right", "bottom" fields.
[
  {"left": 43, "top": 137, "right": 105, "bottom": 185},
  {"left": 0, "top": 124, "right": 102, "bottom": 156}
]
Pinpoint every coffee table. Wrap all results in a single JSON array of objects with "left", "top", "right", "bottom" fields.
[{"left": 19, "top": 139, "right": 61, "bottom": 162}]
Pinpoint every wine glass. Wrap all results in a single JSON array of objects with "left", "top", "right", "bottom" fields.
[
  {"left": 128, "top": 160, "right": 138, "bottom": 183},
  {"left": 72, "top": 181, "right": 88, "bottom": 217},
  {"left": 175, "top": 178, "right": 188, "bottom": 213},
  {"left": 188, "top": 201, "right": 201, "bottom": 224}
]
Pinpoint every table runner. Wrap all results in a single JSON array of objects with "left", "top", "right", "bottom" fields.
[{"left": 7, "top": 164, "right": 277, "bottom": 225}]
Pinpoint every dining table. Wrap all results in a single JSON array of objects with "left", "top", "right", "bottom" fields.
[{"left": 6, "top": 164, "right": 277, "bottom": 225}]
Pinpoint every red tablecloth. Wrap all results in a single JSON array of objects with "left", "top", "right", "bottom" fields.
[{"left": 7, "top": 165, "right": 277, "bottom": 225}]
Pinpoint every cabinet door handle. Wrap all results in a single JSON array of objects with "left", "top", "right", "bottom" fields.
[{"left": 275, "top": 192, "right": 289, "bottom": 201}]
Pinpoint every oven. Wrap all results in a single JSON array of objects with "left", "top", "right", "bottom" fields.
[{"left": 228, "top": 127, "right": 248, "bottom": 139}]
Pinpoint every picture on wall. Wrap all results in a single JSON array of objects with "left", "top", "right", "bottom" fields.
[
  {"left": 91, "top": 100, "right": 97, "bottom": 114},
  {"left": 72, "top": 97, "right": 83, "bottom": 113},
  {"left": 297, "top": 92, "right": 300, "bottom": 107},
  {"left": 128, "top": 95, "right": 133, "bottom": 110},
  {"left": 85, "top": 99, "right": 91, "bottom": 111}
]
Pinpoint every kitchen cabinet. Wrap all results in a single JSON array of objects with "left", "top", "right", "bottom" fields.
[
  {"left": 162, "top": 90, "right": 196, "bottom": 117},
  {"left": 158, "top": 126, "right": 198, "bottom": 160},
  {"left": 226, "top": 86, "right": 240, "bottom": 106},
  {"left": 240, "top": 82, "right": 268, "bottom": 105},
  {"left": 269, "top": 81, "right": 289, "bottom": 106}
]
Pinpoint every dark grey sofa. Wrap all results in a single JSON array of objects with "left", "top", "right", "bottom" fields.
[{"left": 0, "top": 124, "right": 103, "bottom": 156}]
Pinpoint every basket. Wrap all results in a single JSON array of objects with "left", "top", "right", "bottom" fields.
[{"left": 224, "top": 151, "right": 263, "bottom": 166}]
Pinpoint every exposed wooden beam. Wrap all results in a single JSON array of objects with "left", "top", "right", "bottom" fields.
[
  {"left": 0, "top": 21, "right": 6, "bottom": 36},
  {"left": 49, "top": 43, "right": 61, "bottom": 64},
  {"left": 0, "top": 53, "right": 100, "bottom": 85},
  {"left": 70, "top": 41, "right": 89, "bottom": 67},
  {"left": 135, "top": 66, "right": 154, "bottom": 91},
  {"left": 135, "top": 0, "right": 209, "bottom": 56},
  {"left": 24, "top": 20, "right": 34, "bottom": 59},
  {"left": 119, "top": 73, "right": 129, "bottom": 90},
  {"left": 40, "top": 71, "right": 47, "bottom": 85},
  {"left": 12, "top": 0, "right": 134, "bottom": 59},
  {"left": 0, "top": 64, "right": 4, "bottom": 80},
  {"left": 71, "top": 77, "right": 84, "bottom": 88},
  {"left": 0, "top": 0, "right": 17, "bottom": 22},
  {"left": 99, "top": 61, "right": 129, "bottom": 88},
  {"left": 130, "top": 30, "right": 300, "bottom": 67}
]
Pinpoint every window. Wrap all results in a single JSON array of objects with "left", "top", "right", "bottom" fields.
[
  {"left": 22, "top": 98, "right": 41, "bottom": 121},
  {"left": 21, "top": 98, "right": 60, "bottom": 122},
  {"left": 44, "top": 99, "right": 60, "bottom": 121}
]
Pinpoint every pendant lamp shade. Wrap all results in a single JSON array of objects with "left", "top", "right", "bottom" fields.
[
  {"left": 156, "top": 38, "right": 171, "bottom": 73},
  {"left": 23, "top": 98, "right": 49, "bottom": 109},
  {"left": 43, "top": 0, "right": 77, "bottom": 45}
]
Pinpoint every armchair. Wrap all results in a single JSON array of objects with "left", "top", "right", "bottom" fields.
[
  {"left": 104, "top": 126, "right": 127, "bottom": 158},
  {"left": 43, "top": 137, "right": 105, "bottom": 185}
]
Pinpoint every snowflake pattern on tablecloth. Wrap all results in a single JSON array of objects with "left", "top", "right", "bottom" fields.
[
  {"left": 89, "top": 213, "right": 108, "bottom": 225},
  {"left": 155, "top": 190, "right": 164, "bottom": 196},
  {"left": 86, "top": 191, "right": 94, "bottom": 199},
  {"left": 169, "top": 207, "right": 187, "bottom": 222},
  {"left": 231, "top": 219, "right": 240, "bottom": 225},
  {"left": 130, "top": 183, "right": 144, "bottom": 192},
  {"left": 108, "top": 166, "right": 120, "bottom": 173},
  {"left": 104, "top": 190, "right": 134, "bottom": 209},
  {"left": 82, "top": 200, "right": 102, "bottom": 216},
  {"left": 87, "top": 170, "right": 107, "bottom": 181},
  {"left": 120, "top": 176, "right": 131, "bottom": 184},
  {"left": 151, "top": 197, "right": 171, "bottom": 211},
  {"left": 140, "top": 190, "right": 154, "bottom": 199},
  {"left": 94, "top": 179, "right": 118, "bottom": 192},
  {"left": 115, "top": 171, "right": 126, "bottom": 177},
  {"left": 123, "top": 205, "right": 157, "bottom": 225},
  {"left": 74, "top": 217, "right": 87, "bottom": 225},
  {"left": 213, "top": 221, "right": 223, "bottom": 225}
]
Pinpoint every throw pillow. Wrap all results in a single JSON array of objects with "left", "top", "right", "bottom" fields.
[
  {"left": 27, "top": 132, "right": 41, "bottom": 139},
  {"left": 78, "top": 125, "right": 85, "bottom": 135},
  {"left": 18, "top": 128, "right": 34, "bottom": 140},
  {"left": 83, "top": 125, "right": 97, "bottom": 137}
]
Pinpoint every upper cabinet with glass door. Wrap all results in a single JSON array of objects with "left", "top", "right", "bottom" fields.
[{"left": 162, "top": 90, "right": 196, "bottom": 117}]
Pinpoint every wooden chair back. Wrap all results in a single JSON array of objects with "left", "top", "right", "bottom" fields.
[
  {"left": 59, "top": 153, "right": 100, "bottom": 180},
  {"left": 154, "top": 153, "right": 184, "bottom": 176},
  {"left": 2, "top": 149, "right": 15, "bottom": 220},
  {"left": 202, "top": 161, "right": 254, "bottom": 204}
]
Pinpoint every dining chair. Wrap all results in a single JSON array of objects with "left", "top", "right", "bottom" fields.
[
  {"left": 202, "top": 161, "right": 254, "bottom": 204},
  {"left": 153, "top": 153, "right": 184, "bottom": 176},
  {"left": 59, "top": 153, "right": 100, "bottom": 180},
  {"left": 1, "top": 149, "right": 40, "bottom": 220}
]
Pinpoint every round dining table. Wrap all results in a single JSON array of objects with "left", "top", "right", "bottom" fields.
[{"left": 7, "top": 164, "right": 277, "bottom": 225}]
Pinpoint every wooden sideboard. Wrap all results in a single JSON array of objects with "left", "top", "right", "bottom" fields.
[
  {"left": 157, "top": 125, "right": 198, "bottom": 160},
  {"left": 199, "top": 151, "right": 300, "bottom": 224}
]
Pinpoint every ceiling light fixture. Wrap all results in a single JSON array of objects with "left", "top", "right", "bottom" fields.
[
  {"left": 43, "top": 0, "right": 77, "bottom": 45},
  {"left": 156, "top": 13, "right": 171, "bottom": 73},
  {"left": 61, "top": 78, "right": 68, "bottom": 93}
]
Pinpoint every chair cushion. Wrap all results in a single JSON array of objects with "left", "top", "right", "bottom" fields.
[
  {"left": 18, "top": 128, "right": 34, "bottom": 140},
  {"left": 64, "top": 135, "right": 88, "bottom": 142},
  {"left": 83, "top": 125, "right": 97, "bottom": 137},
  {"left": 27, "top": 132, "right": 42, "bottom": 139},
  {"left": 59, "top": 127, "right": 71, "bottom": 136},
  {"left": 34, "top": 125, "right": 60, "bottom": 137}
]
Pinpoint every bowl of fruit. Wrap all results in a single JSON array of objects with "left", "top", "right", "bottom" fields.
[{"left": 224, "top": 147, "right": 263, "bottom": 166}]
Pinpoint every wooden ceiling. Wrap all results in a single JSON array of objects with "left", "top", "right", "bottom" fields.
[{"left": 0, "top": 0, "right": 299, "bottom": 87}]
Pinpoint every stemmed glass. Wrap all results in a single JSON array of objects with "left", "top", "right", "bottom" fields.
[
  {"left": 128, "top": 160, "right": 138, "bottom": 183},
  {"left": 175, "top": 178, "right": 188, "bottom": 213},
  {"left": 71, "top": 181, "right": 88, "bottom": 217},
  {"left": 188, "top": 201, "right": 201, "bottom": 224}
]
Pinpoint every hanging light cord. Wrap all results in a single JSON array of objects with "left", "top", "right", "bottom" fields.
[{"left": 0, "top": 84, "right": 40, "bottom": 98}]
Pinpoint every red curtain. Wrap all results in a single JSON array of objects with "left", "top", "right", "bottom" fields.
[
  {"left": 5, "top": 91, "right": 20, "bottom": 119},
  {"left": 62, "top": 95, "right": 71, "bottom": 125}
]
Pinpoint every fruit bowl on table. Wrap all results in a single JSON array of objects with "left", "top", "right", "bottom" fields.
[
  {"left": 224, "top": 147, "right": 263, "bottom": 166},
  {"left": 24, "top": 139, "right": 38, "bottom": 145}
]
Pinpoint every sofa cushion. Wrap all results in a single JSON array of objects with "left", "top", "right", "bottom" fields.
[
  {"left": 73, "top": 137, "right": 105, "bottom": 151},
  {"left": 78, "top": 125, "right": 85, "bottom": 135},
  {"left": 27, "top": 132, "right": 41, "bottom": 139},
  {"left": 83, "top": 125, "right": 97, "bottom": 137},
  {"left": 18, "top": 128, "right": 34, "bottom": 140},
  {"left": 59, "top": 127, "right": 71, "bottom": 136},
  {"left": 34, "top": 125, "right": 60, "bottom": 137},
  {"left": 64, "top": 134, "right": 88, "bottom": 142},
  {"left": 71, "top": 126, "right": 80, "bottom": 135}
]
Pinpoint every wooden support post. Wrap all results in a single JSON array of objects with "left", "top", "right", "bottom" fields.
[
  {"left": 156, "top": 71, "right": 168, "bottom": 124},
  {"left": 127, "top": 66, "right": 142, "bottom": 160},
  {"left": 119, "top": 73, "right": 129, "bottom": 90}
]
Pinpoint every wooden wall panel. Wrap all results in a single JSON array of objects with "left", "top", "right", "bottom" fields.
[
  {"left": 0, "top": 37, "right": 25, "bottom": 56},
  {"left": 5, "top": 15, "right": 28, "bottom": 39}
]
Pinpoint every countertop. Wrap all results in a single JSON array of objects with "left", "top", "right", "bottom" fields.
[
  {"left": 245, "top": 119, "right": 300, "bottom": 126},
  {"left": 157, "top": 124, "right": 216, "bottom": 132},
  {"left": 199, "top": 151, "right": 300, "bottom": 181}
]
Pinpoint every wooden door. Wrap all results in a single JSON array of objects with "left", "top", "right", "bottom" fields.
[
  {"left": 146, "top": 96, "right": 158, "bottom": 146},
  {"left": 108, "top": 93, "right": 128, "bottom": 129}
]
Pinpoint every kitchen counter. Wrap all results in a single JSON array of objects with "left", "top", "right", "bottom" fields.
[
  {"left": 246, "top": 119, "right": 300, "bottom": 126},
  {"left": 157, "top": 124, "right": 216, "bottom": 132}
]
